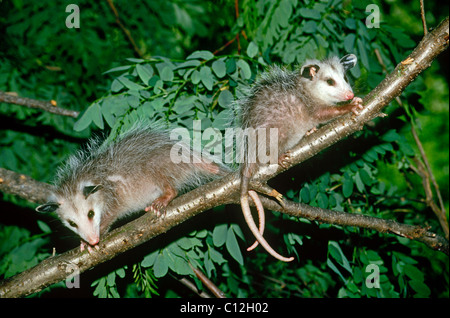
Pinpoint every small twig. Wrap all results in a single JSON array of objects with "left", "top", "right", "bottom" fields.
[
  {"left": 178, "top": 278, "right": 212, "bottom": 298},
  {"left": 190, "top": 264, "right": 227, "bottom": 298},
  {"left": 420, "top": 0, "right": 428, "bottom": 36},
  {"left": 213, "top": 0, "right": 246, "bottom": 55},
  {"left": 0, "top": 91, "right": 79, "bottom": 118},
  {"left": 106, "top": 0, "right": 143, "bottom": 58},
  {"left": 411, "top": 131, "right": 449, "bottom": 238},
  {"left": 373, "top": 47, "right": 448, "bottom": 239}
]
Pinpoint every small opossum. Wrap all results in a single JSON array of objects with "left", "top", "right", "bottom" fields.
[
  {"left": 36, "top": 125, "right": 229, "bottom": 251},
  {"left": 236, "top": 54, "right": 363, "bottom": 262}
]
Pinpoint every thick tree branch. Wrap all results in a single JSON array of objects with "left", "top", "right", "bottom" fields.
[
  {"left": 0, "top": 17, "right": 448, "bottom": 298},
  {"left": 0, "top": 91, "right": 80, "bottom": 118},
  {"left": 0, "top": 168, "right": 53, "bottom": 203}
]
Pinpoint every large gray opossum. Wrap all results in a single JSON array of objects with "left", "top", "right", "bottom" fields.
[
  {"left": 36, "top": 125, "right": 229, "bottom": 252},
  {"left": 236, "top": 54, "right": 364, "bottom": 262}
]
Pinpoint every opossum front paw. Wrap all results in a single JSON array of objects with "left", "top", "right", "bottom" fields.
[
  {"left": 278, "top": 151, "right": 292, "bottom": 169},
  {"left": 350, "top": 97, "right": 364, "bottom": 115},
  {"left": 145, "top": 199, "right": 168, "bottom": 217},
  {"left": 80, "top": 241, "right": 99, "bottom": 254},
  {"left": 305, "top": 126, "right": 318, "bottom": 136}
]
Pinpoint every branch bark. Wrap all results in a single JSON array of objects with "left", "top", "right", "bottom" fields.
[
  {"left": 0, "top": 91, "right": 80, "bottom": 118},
  {"left": 0, "top": 17, "right": 448, "bottom": 298}
]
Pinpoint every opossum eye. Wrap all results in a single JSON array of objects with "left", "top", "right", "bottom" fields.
[
  {"left": 326, "top": 78, "right": 335, "bottom": 86},
  {"left": 68, "top": 220, "right": 78, "bottom": 228},
  {"left": 88, "top": 210, "right": 95, "bottom": 220}
]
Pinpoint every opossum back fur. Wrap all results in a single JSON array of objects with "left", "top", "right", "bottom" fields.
[{"left": 52, "top": 123, "right": 231, "bottom": 220}]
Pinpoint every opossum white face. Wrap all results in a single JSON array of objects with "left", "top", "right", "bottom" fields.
[
  {"left": 301, "top": 54, "right": 357, "bottom": 105},
  {"left": 36, "top": 182, "right": 104, "bottom": 246}
]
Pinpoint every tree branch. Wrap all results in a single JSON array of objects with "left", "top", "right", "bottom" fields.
[
  {"left": 0, "top": 91, "right": 80, "bottom": 118},
  {"left": 0, "top": 168, "right": 53, "bottom": 203},
  {"left": 106, "top": 0, "right": 144, "bottom": 58},
  {"left": 0, "top": 17, "right": 448, "bottom": 298}
]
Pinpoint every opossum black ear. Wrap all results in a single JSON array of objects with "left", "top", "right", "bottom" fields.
[
  {"left": 83, "top": 185, "right": 103, "bottom": 199},
  {"left": 36, "top": 202, "right": 60, "bottom": 213},
  {"left": 301, "top": 64, "right": 320, "bottom": 80},
  {"left": 340, "top": 54, "right": 357, "bottom": 71}
]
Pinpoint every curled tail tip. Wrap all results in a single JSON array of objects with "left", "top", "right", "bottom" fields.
[{"left": 241, "top": 191, "right": 295, "bottom": 263}]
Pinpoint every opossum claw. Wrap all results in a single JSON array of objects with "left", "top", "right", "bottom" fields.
[
  {"left": 278, "top": 150, "right": 292, "bottom": 169},
  {"left": 350, "top": 97, "right": 364, "bottom": 115},
  {"left": 80, "top": 241, "right": 99, "bottom": 254}
]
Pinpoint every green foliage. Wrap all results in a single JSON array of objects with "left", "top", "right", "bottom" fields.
[
  {"left": 0, "top": 0, "right": 448, "bottom": 298},
  {"left": 0, "top": 224, "right": 51, "bottom": 279}
]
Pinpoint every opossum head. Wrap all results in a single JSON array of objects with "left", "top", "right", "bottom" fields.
[
  {"left": 300, "top": 54, "right": 357, "bottom": 105},
  {"left": 36, "top": 181, "right": 104, "bottom": 246}
]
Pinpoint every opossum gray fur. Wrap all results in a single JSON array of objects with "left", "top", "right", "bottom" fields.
[
  {"left": 236, "top": 54, "right": 363, "bottom": 262},
  {"left": 36, "top": 124, "right": 230, "bottom": 251}
]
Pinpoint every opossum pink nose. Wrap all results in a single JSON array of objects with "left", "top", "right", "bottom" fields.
[
  {"left": 345, "top": 92, "right": 354, "bottom": 100},
  {"left": 88, "top": 236, "right": 99, "bottom": 246}
]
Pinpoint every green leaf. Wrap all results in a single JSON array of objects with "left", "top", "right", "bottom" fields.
[
  {"left": 345, "top": 18, "right": 357, "bottom": 30},
  {"left": 359, "top": 168, "right": 373, "bottom": 186},
  {"left": 381, "top": 129, "right": 400, "bottom": 142},
  {"left": 37, "top": 220, "right": 51, "bottom": 233},
  {"left": 214, "top": 108, "right": 232, "bottom": 130},
  {"left": 303, "top": 20, "right": 317, "bottom": 34},
  {"left": 218, "top": 89, "right": 234, "bottom": 108},
  {"left": 246, "top": 41, "right": 259, "bottom": 58},
  {"left": 355, "top": 171, "right": 365, "bottom": 193},
  {"left": 103, "top": 65, "right": 132, "bottom": 74},
  {"left": 344, "top": 33, "right": 356, "bottom": 52},
  {"left": 118, "top": 76, "right": 145, "bottom": 91},
  {"left": 212, "top": 224, "right": 227, "bottom": 247},
  {"left": 186, "top": 50, "right": 214, "bottom": 61},
  {"left": 126, "top": 95, "right": 140, "bottom": 108},
  {"left": 226, "top": 226, "right": 243, "bottom": 265},
  {"left": 357, "top": 38, "right": 370, "bottom": 71},
  {"left": 111, "top": 79, "right": 124, "bottom": 92},
  {"left": 174, "top": 60, "right": 201, "bottom": 70},
  {"left": 317, "top": 192, "right": 328, "bottom": 209},
  {"left": 404, "top": 264, "right": 424, "bottom": 281},
  {"left": 199, "top": 66, "right": 214, "bottom": 90},
  {"left": 74, "top": 102, "right": 102, "bottom": 131},
  {"left": 328, "top": 241, "right": 352, "bottom": 274},
  {"left": 342, "top": 177, "right": 353, "bottom": 198},
  {"left": 153, "top": 253, "right": 168, "bottom": 278},
  {"left": 212, "top": 59, "right": 227, "bottom": 78},
  {"left": 107, "top": 271, "right": 116, "bottom": 287},
  {"left": 409, "top": 280, "right": 431, "bottom": 297},
  {"left": 300, "top": 187, "right": 310, "bottom": 203},
  {"left": 236, "top": 60, "right": 251, "bottom": 80},
  {"left": 159, "top": 66, "right": 174, "bottom": 82},
  {"left": 92, "top": 277, "right": 107, "bottom": 298},
  {"left": 298, "top": 8, "right": 321, "bottom": 19},
  {"left": 160, "top": 66, "right": 174, "bottom": 82},
  {"left": 191, "top": 69, "right": 201, "bottom": 84},
  {"left": 209, "top": 246, "right": 226, "bottom": 264},
  {"left": 136, "top": 64, "right": 154, "bottom": 85},
  {"left": 116, "top": 267, "right": 126, "bottom": 278},
  {"left": 141, "top": 251, "right": 158, "bottom": 267}
]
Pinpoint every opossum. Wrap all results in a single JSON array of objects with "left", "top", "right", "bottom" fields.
[
  {"left": 36, "top": 125, "right": 229, "bottom": 252},
  {"left": 236, "top": 54, "right": 364, "bottom": 262}
]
